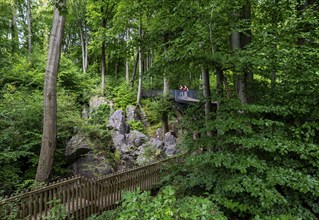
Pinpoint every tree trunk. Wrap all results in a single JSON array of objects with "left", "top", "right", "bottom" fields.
[
  {"left": 202, "top": 66, "right": 213, "bottom": 137},
  {"left": 11, "top": 12, "right": 18, "bottom": 55},
  {"left": 79, "top": 24, "right": 88, "bottom": 73},
  {"left": 131, "top": 50, "right": 138, "bottom": 88},
  {"left": 101, "top": 41, "right": 106, "bottom": 95},
  {"left": 216, "top": 65, "right": 224, "bottom": 97},
  {"left": 136, "top": 19, "right": 143, "bottom": 105},
  {"left": 36, "top": 3, "right": 66, "bottom": 183},
  {"left": 232, "top": 2, "right": 253, "bottom": 104},
  {"left": 27, "top": 0, "right": 32, "bottom": 54},
  {"left": 125, "top": 28, "right": 130, "bottom": 82},
  {"left": 115, "top": 60, "right": 118, "bottom": 78},
  {"left": 126, "top": 58, "right": 130, "bottom": 82},
  {"left": 162, "top": 33, "right": 170, "bottom": 134},
  {"left": 101, "top": 12, "right": 107, "bottom": 95}
]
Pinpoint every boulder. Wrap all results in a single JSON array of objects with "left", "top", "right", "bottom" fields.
[
  {"left": 70, "top": 152, "right": 114, "bottom": 178},
  {"left": 111, "top": 131, "right": 126, "bottom": 150},
  {"left": 117, "top": 154, "right": 135, "bottom": 171},
  {"left": 149, "top": 138, "right": 165, "bottom": 150},
  {"left": 108, "top": 110, "right": 128, "bottom": 134},
  {"left": 126, "top": 130, "right": 149, "bottom": 147},
  {"left": 164, "top": 132, "right": 176, "bottom": 146},
  {"left": 163, "top": 132, "right": 178, "bottom": 156},
  {"left": 155, "top": 128, "right": 163, "bottom": 141},
  {"left": 89, "top": 96, "right": 108, "bottom": 113},
  {"left": 82, "top": 104, "right": 89, "bottom": 119},
  {"left": 65, "top": 134, "right": 91, "bottom": 164},
  {"left": 126, "top": 105, "right": 139, "bottom": 122},
  {"left": 164, "top": 145, "right": 177, "bottom": 157}
]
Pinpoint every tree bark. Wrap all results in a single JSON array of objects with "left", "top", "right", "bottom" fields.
[
  {"left": 202, "top": 66, "right": 213, "bottom": 137},
  {"left": 74, "top": 0, "right": 88, "bottom": 73},
  {"left": 101, "top": 40, "right": 106, "bottom": 95},
  {"left": 101, "top": 6, "right": 107, "bottom": 95},
  {"left": 27, "top": 0, "right": 32, "bottom": 54},
  {"left": 136, "top": 19, "right": 143, "bottom": 105},
  {"left": 36, "top": 2, "right": 66, "bottom": 182},
  {"left": 162, "top": 33, "right": 170, "bottom": 134},
  {"left": 79, "top": 22, "right": 88, "bottom": 73},
  {"left": 216, "top": 65, "right": 224, "bottom": 97},
  {"left": 125, "top": 28, "right": 130, "bottom": 82},
  {"left": 131, "top": 50, "right": 139, "bottom": 88},
  {"left": 11, "top": 11, "right": 18, "bottom": 55},
  {"left": 232, "top": 2, "right": 253, "bottom": 104}
]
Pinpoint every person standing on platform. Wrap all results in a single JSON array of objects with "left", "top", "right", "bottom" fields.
[{"left": 183, "top": 85, "right": 189, "bottom": 97}]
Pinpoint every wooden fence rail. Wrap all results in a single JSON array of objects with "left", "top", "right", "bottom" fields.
[{"left": 0, "top": 157, "right": 174, "bottom": 220}]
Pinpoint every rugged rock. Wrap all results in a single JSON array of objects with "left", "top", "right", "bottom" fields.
[
  {"left": 89, "top": 96, "right": 108, "bottom": 113},
  {"left": 163, "top": 132, "right": 178, "bottom": 156},
  {"left": 149, "top": 138, "right": 165, "bottom": 150},
  {"left": 70, "top": 152, "right": 114, "bottom": 178},
  {"left": 155, "top": 128, "right": 163, "bottom": 141},
  {"left": 111, "top": 131, "right": 126, "bottom": 150},
  {"left": 126, "top": 130, "right": 149, "bottom": 147},
  {"left": 108, "top": 110, "right": 128, "bottom": 134},
  {"left": 82, "top": 104, "right": 89, "bottom": 119},
  {"left": 65, "top": 134, "right": 91, "bottom": 164},
  {"left": 126, "top": 105, "right": 139, "bottom": 122}
]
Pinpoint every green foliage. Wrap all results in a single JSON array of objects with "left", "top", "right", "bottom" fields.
[
  {"left": 0, "top": 200, "right": 18, "bottom": 220},
  {"left": 0, "top": 87, "right": 82, "bottom": 194},
  {"left": 89, "top": 186, "right": 226, "bottom": 220},
  {"left": 136, "top": 145, "right": 163, "bottom": 165},
  {"left": 108, "top": 82, "right": 136, "bottom": 110},
  {"left": 128, "top": 120, "right": 145, "bottom": 133},
  {"left": 141, "top": 98, "right": 161, "bottom": 125},
  {"left": 90, "top": 104, "right": 111, "bottom": 126},
  {"left": 174, "top": 98, "right": 319, "bottom": 219},
  {"left": 45, "top": 199, "right": 68, "bottom": 220}
]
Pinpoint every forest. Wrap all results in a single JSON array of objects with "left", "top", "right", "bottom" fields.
[{"left": 0, "top": 0, "right": 318, "bottom": 219}]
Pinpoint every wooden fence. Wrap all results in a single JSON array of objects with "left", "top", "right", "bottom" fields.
[{"left": 0, "top": 158, "right": 174, "bottom": 220}]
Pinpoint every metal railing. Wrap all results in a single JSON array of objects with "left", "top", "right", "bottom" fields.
[
  {"left": 142, "top": 89, "right": 199, "bottom": 103},
  {"left": 0, "top": 157, "right": 175, "bottom": 220}
]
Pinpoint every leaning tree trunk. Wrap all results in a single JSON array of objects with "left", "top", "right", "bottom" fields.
[{"left": 36, "top": 2, "right": 66, "bottom": 183}]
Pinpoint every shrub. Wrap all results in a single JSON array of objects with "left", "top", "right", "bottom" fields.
[
  {"left": 89, "top": 186, "right": 226, "bottom": 220},
  {"left": 128, "top": 120, "right": 146, "bottom": 133},
  {"left": 109, "top": 82, "right": 136, "bottom": 110},
  {"left": 174, "top": 98, "right": 319, "bottom": 219}
]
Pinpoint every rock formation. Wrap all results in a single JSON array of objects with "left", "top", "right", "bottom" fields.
[{"left": 65, "top": 99, "right": 178, "bottom": 178}]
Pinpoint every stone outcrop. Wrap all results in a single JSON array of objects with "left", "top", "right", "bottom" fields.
[
  {"left": 126, "top": 130, "right": 149, "bottom": 147},
  {"left": 70, "top": 152, "right": 114, "bottom": 178},
  {"left": 126, "top": 105, "right": 139, "bottom": 122},
  {"left": 149, "top": 138, "right": 164, "bottom": 150},
  {"left": 108, "top": 110, "right": 128, "bottom": 135},
  {"left": 163, "top": 132, "right": 178, "bottom": 156},
  {"left": 65, "top": 134, "right": 91, "bottom": 164},
  {"left": 66, "top": 101, "right": 179, "bottom": 177},
  {"left": 89, "top": 96, "right": 108, "bottom": 113}
]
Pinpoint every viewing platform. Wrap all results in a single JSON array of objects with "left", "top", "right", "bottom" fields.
[{"left": 142, "top": 89, "right": 199, "bottom": 104}]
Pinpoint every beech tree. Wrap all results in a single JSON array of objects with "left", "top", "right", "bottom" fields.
[{"left": 36, "top": 0, "right": 66, "bottom": 182}]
